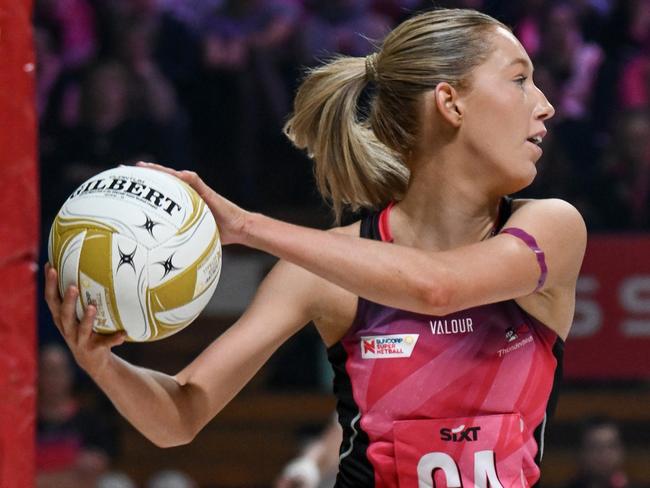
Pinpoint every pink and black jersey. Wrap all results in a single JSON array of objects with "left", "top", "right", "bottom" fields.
[{"left": 328, "top": 198, "right": 564, "bottom": 487}]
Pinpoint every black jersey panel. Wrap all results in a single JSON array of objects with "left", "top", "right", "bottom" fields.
[{"left": 328, "top": 341, "right": 375, "bottom": 487}]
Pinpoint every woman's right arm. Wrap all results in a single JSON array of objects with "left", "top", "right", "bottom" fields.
[{"left": 44, "top": 259, "right": 325, "bottom": 448}]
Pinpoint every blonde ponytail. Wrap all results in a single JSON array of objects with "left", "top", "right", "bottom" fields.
[{"left": 284, "top": 56, "right": 409, "bottom": 222}]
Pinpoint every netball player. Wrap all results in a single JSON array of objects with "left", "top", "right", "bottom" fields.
[{"left": 45, "top": 8, "right": 586, "bottom": 487}]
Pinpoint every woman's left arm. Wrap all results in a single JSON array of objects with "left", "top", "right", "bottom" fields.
[
  {"left": 244, "top": 198, "right": 586, "bottom": 317},
  {"left": 138, "top": 164, "right": 586, "bottom": 323}
]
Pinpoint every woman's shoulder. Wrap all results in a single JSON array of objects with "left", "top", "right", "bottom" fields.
[
  {"left": 510, "top": 197, "right": 585, "bottom": 225},
  {"left": 506, "top": 197, "right": 587, "bottom": 269}
]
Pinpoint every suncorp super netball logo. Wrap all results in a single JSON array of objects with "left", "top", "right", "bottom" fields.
[{"left": 361, "top": 334, "right": 419, "bottom": 359}]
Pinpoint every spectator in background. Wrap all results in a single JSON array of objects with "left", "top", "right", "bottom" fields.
[
  {"left": 275, "top": 417, "right": 342, "bottom": 488},
  {"left": 34, "top": 0, "right": 99, "bottom": 130},
  {"left": 534, "top": 2, "right": 604, "bottom": 201},
  {"left": 592, "top": 108, "right": 650, "bottom": 230},
  {"left": 50, "top": 61, "right": 160, "bottom": 182},
  {"left": 592, "top": 0, "right": 650, "bottom": 133},
  {"left": 511, "top": 0, "right": 546, "bottom": 58},
  {"left": 626, "top": 0, "right": 650, "bottom": 48},
  {"left": 147, "top": 469, "right": 199, "bottom": 488},
  {"left": 34, "top": 0, "right": 101, "bottom": 131},
  {"left": 567, "top": 0, "right": 612, "bottom": 45},
  {"left": 114, "top": 19, "right": 181, "bottom": 126},
  {"left": 200, "top": 0, "right": 301, "bottom": 124},
  {"left": 538, "top": 2, "right": 604, "bottom": 122},
  {"left": 34, "top": 0, "right": 98, "bottom": 70},
  {"left": 35, "top": 26, "right": 64, "bottom": 122},
  {"left": 618, "top": 47, "right": 650, "bottom": 109},
  {"left": 372, "top": 0, "right": 424, "bottom": 24},
  {"left": 563, "top": 417, "right": 637, "bottom": 488},
  {"left": 49, "top": 57, "right": 191, "bottom": 189},
  {"left": 616, "top": 0, "right": 650, "bottom": 110},
  {"left": 113, "top": 18, "right": 193, "bottom": 165},
  {"left": 97, "top": 471, "right": 138, "bottom": 488},
  {"left": 93, "top": 0, "right": 202, "bottom": 92},
  {"left": 189, "top": 0, "right": 304, "bottom": 207},
  {"left": 37, "top": 344, "right": 116, "bottom": 488},
  {"left": 300, "top": 0, "right": 390, "bottom": 61}
]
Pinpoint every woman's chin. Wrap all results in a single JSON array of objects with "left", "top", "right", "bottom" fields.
[{"left": 506, "top": 166, "right": 537, "bottom": 194}]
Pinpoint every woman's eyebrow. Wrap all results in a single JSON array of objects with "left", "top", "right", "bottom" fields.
[{"left": 508, "top": 57, "right": 534, "bottom": 72}]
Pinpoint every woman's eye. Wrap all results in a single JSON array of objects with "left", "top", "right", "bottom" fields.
[{"left": 515, "top": 76, "right": 528, "bottom": 86}]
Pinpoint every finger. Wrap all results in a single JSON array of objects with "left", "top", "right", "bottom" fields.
[
  {"left": 92, "top": 330, "right": 128, "bottom": 349},
  {"left": 136, "top": 163, "right": 213, "bottom": 201},
  {"left": 44, "top": 266, "right": 62, "bottom": 321},
  {"left": 178, "top": 170, "right": 209, "bottom": 192},
  {"left": 136, "top": 161, "right": 182, "bottom": 178},
  {"left": 177, "top": 171, "right": 218, "bottom": 204},
  {"left": 60, "top": 285, "right": 80, "bottom": 339},
  {"left": 77, "top": 304, "right": 96, "bottom": 342}
]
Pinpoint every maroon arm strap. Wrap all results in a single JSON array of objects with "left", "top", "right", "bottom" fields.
[{"left": 500, "top": 227, "right": 548, "bottom": 292}]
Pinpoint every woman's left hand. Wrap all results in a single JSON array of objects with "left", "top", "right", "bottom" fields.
[{"left": 136, "top": 162, "right": 251, "bottom": 246}]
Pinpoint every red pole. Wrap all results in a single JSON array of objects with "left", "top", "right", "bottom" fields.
[{"left": 0, "top": 0, "right": 39, "bottom": 486}]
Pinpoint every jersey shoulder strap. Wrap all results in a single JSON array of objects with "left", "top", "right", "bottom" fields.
[
  {"left": 495, "top": 196, "right": 513, "bottom": 233},
  {"left": 360, "top": 197, "right": 513, "bottom": 240},
  {"left": 359, "top": 210, "right": 382, "bottom": 240}
]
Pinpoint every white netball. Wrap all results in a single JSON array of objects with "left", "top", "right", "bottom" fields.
[{"left": 48, "top": 166, "right": 222, "bottom": 342}]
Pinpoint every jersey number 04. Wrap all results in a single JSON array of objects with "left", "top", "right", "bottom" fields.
[{"left": 417, "top": 451, "right": 506, "bottom": 488}]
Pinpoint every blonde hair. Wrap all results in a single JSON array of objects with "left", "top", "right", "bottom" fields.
[{"left": 284, "top": 8, "right": 508, "bottom": 221}]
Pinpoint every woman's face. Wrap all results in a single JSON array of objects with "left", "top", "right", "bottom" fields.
[{"left": 457, "top": 27, "right": 555, "bottom": 194}]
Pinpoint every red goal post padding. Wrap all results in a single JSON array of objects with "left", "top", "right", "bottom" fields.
[{"left": 0, "top": 0, "right": 39, "bottom": 487}]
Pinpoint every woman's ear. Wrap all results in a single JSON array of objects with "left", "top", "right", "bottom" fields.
[{"left": 433, "top": 82, "right": 463, "bottom": 128}]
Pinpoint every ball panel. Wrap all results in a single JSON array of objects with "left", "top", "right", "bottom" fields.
[
  {"left": 49, "top": 216, "right": 115, "bottom": 272},
  {"left": 176, "top": 180, "right": 206, "bottom": 235},
  {"left": 194, "top": 234, "right": 222, "bottom": 298},
  {"left": 154, "top": 275, "right": 220, "bottom": 330},
  {"left": 111, "top": 234, "right": 150, "bottom": 341},
  {"left": 148, "top": 209, "right": 218, "bottom": 287},
  {"left": 57, "top": 229, "right": 85, "bottom": 303},
  {"left": 145, "top": 230, "right": 220, "bottom": 341},
  {"left": 47, "top": 220, "right": 55, "bottom": 268},
  {"left": 78, "top": 229, "right": 124, "bottom": 334},
  {"left": 79, "top": 270, "right": 120, "bottom": 334}
]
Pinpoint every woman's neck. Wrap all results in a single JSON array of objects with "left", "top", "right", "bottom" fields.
[{"left": 391, "top": 157, "right": 502, "bottom": 251}]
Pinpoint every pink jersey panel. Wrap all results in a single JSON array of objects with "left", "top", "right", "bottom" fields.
[{"left": 340, "top": 300, "right": 559, "bottom": 487}]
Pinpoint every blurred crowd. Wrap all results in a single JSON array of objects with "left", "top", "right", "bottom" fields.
[
  {"left": 36, "top": 0, "right": 650, "bottom": 231},
  {"left": 36, "top": 343, "right": 199, "bottom": 488}
]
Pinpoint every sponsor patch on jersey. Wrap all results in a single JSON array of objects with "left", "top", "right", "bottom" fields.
[
  {"left": 360, "top": 334, "right": 419, "bottom": 359},
  {"left": 505, "top": 323, "right": 530, "bottom": 343}
]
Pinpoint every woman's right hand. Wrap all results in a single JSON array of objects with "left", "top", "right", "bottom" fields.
[
  {"left": 135, "top": 161, "right": 252, "bottom": 246},
  {"left": 44, "top": 263, "right": 126, "bottom": 376}
]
